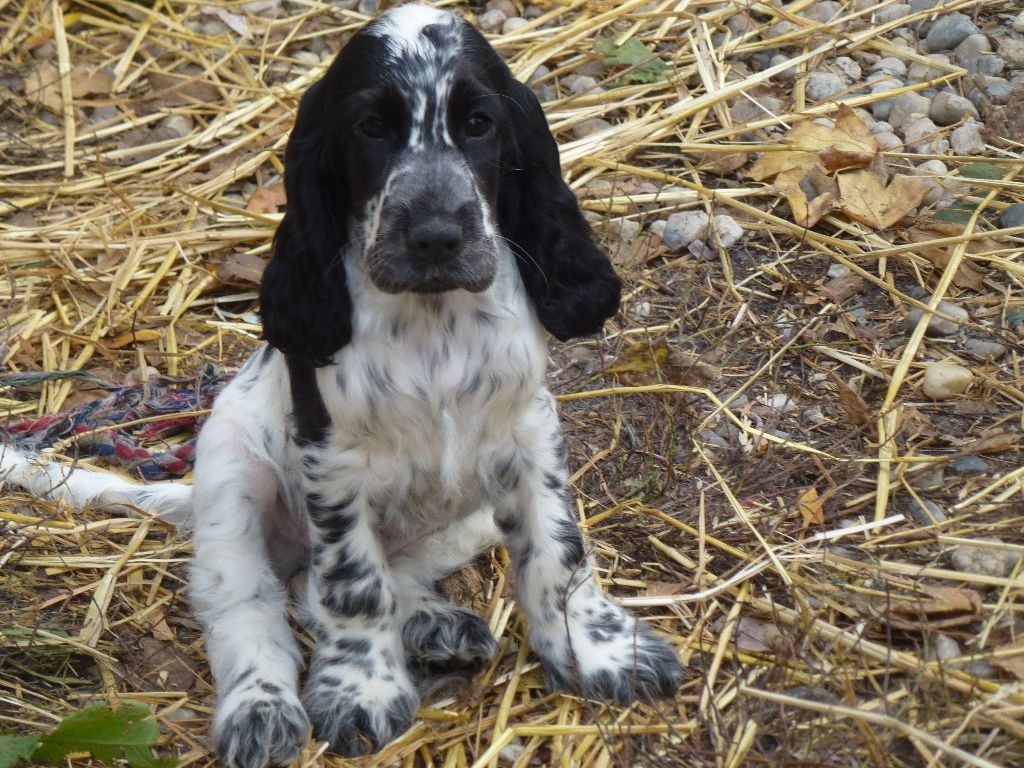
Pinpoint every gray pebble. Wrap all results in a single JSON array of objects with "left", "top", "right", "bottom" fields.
[
  {"left": 502, "top": 17, "right": 529, "bottom": 34},
  {"left": 698, "top": 430, "right": 731, "bottom": 449},
  {"left": 929, "top": 91, "right": 979, "bottom": 125},
  {"left": 770, "top": 53, "right": 797, "bottom": 80},
  {"left": 712, "top": 214, "right": 744, "bottom": 248},
  {"left": 908, "top": 53, "right": 951, "bottom": 83},
  {"left": 926, "top": 634, "right": 962, "bottom": 662},
  {"left": 1000, "top": 203, "right": 1024, "bottom": 229},
  {"left": 727, "top": 12, "right": 759, "bottom": 35},
  {"left": 950, "top": 119, "right": 985, "bottom": 155},
  {"left": 477, "top": 8, "right": 508, "bottom": 32},
  {"left": 909, "top": 498, "right": 947, "bottom": 525},
  {"left": 764, "top": 20, "right": 799, "bottom": 40},
  {"left": 888, "top": 91, "right": 932, "bottom": 131},
  {"left": 871, "top": 56, "right": 908, "bottom": 77},
  {"left": 159, "top": 114, "right": 193, "bottom": 137},
  {"left": 903, "top": 115, "right": 950, "bottom": 154},
  {"left": 730, "top": 93, "right": 785, "bottom": 123},
  {"left": 910, "top": 467, "right": 944, "bottom": 491},
  {"left": 925, "top": 12, "right": 980, "bottom": 51},
  {"left": 571, "top": 117, "right": 612, "bottom": 139},
  {"left": 566, "top": 74, "right": 601, "bottom": 95},
  {"left": 904, "top": 299, "right": 968, "bottom": 336},
  {"left": 870, "top": 120, "right": 895, "bottom": 134},
  {"left": 356, "top": 0, "right": 377, "bottom": 14},
  {"left": 485, "top": 0, "right": 517, "bottom": 16},
  {"left": 662, "top": 211, "right": 710, "bottom": 251},
  {"left": 999, "top": 38, "right": 1024, "bottom": 70},
  {"left": 807, "top": 71, "right": 846, "bottom": 102},
  {"left": 1014, "top": 11, "right": 1024, "bottom": 34},
  {"left": 878, "top": 3, "right": 911, "bottom": 23},
  {"left": 874, "top": 130, "right": 903, "bottom": 151},
  {"left": 89, "top": 105, "right": 120, "bottom": 124},
  {"left": 909, "top": 0, "right": 942, "bottom": 12},
  {"left": 803, "top": 1, "right": 843, "bottom": 23},
  {"left": 950, "top": 455, "right": 991, "bottom": 474},
  {"left": 834, "top": 56, "right": 862, "bottom": 83},
  {"left": 962, "top": 338, "right": 1006, "bottom": 360},
  {"left": 293, "top": 50, "right": 320, "bottom": 66},
  {"left": 956, "top": 34, "right": 1005, "bottom": 76}
]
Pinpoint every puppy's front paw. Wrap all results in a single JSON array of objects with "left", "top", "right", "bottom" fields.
[
  {"left": 303, "top": 657, "right": 418, "bottom": 756},
  {"left": 403, "top": 605, "right": 498, "bottom": 672},
  {"left": 535, "top": 599, "right": 683, "bottom": 704},
  {"left": 214, "top": 685, "right": 309, "bottom": 768}
]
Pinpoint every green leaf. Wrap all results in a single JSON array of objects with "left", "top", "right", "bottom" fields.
[
  {"left": 594, "top": 36, "right": 667, "bottom": 84},
  {"left": 960, "top": 162, "right": 1004, "bottom": 180},
  {"left": 34, "top": 703, "right": 175, "bottom": 768},
  {"left": 932, "top": 202, "right": 978, "bottom": 225},
  {"left": 0, "top": 734, "right": 40, "bottom": 768},
  {"left": 1008, "top": 308, "right": 1024, "bottom": 329}
]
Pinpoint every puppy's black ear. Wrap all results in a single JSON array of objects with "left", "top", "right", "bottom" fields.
[
  {"left": 497, "top": 78, "right": 622, "bottom": 341},
  {"left": 260, "top": 80, "right": 352, "bottom": 366}
]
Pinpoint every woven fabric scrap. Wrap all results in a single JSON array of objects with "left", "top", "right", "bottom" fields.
[{"left": 0, "top": 366, "right": 230, "bottom": 480}]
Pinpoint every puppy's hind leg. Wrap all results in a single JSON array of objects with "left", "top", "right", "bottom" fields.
[{"left": 190, "top": 422, "right": 308, "bottom": 768}]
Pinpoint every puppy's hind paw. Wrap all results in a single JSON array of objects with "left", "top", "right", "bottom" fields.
[{"left": 403, "top": 606, "right": 498, "bottom": 673}]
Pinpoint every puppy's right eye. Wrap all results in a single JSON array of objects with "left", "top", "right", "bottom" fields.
[{"left": 359, "top": 116, "right": 387, "bottom": 139}]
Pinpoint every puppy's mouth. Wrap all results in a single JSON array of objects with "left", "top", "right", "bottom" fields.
[{"left": 366, "top": 244, "right": 498, "bottom": 294}]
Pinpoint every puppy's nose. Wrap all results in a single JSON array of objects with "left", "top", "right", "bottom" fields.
[{"left": 408, "top": 218, "right": 463, "bottom": 265}]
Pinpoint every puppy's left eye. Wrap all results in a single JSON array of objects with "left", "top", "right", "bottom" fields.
[{"left": 465, "top": 112, "right": 494, "bottom": 138}]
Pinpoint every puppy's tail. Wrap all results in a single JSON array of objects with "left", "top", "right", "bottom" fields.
[{"left": 0, "top": 446, "right": 193, "bottom": 527}]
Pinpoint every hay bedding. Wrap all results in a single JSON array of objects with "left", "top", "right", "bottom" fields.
[{"left": 1, "top": 0, "right": 1023, "bottom": 765}]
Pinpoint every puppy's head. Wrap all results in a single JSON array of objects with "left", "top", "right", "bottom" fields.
[{"left": 261, "top": 5, "right": 621, "bottom": 365}]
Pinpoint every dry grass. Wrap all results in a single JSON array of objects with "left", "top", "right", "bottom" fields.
[{"left": 2, "top": 0, "right": 1023, "bottom": 766}]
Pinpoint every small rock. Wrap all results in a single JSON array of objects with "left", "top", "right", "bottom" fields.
[
  {"left": 955, "top": 34, "right": 1004, "bottom": 76},
  {"left": 802, "top": 405, "right": 826, "bottom": 424},
  {"left": 888, "top": 91, "right": 932, "bottom": 131},
  {"left": 834, "top": 56, "right": 862, "bottom": 83},
  {"left": 828, "top": 263, "right": 851, "bottom": 278},
  {"left": 803, "top": 1, "right": 843, "bottom": 23},
  {"left": 648, "top": 220, "right": 667, "bottom": 238},
  {"left": 925, "top": 12, "right": 979, "bottom": 52},
  {"left": 662, "top": 211, "right": 710, "bottom": 251},
  {"left": 871, "top": 57, "right": 908, "bottom": 77},
  {"left": 89, "top": 104, "right": 120, "bottom": 124},
  {"left": 921, "top": 362, "right": 973, "bottom": 400},
  {"left": 910, "top": 466, "right": 944, "bottom": 491},
  {"left": 903, "top": 115, "right": 949, "bottom": 154},
  {"left": 870, "top": 120, "right": 895, "bottom": 134},
  {"left": 609, "top": 218, "right": 641, "bottom": 242},
  {"left": 293, "top": 50, "right": 320, "bottom": 66},
  {"left": 950, "top": 538, "right": 1020, "bottom": 578},
  {"left": 501, "top": 17, "right": 529, "bottom": 35},
  {"left": 1014, "top": 11, "right": 1024, "bottom": 34},
  {"left": 571, "top": 117, "right": 612, "bottom": 139},
  {"left": 962, "top": 338, "right": 1006, "bottom": 360},
  {"left": 909, "top": 0, "right": 940, "bottom": 12},
  {"left": 909, "top": 498, "right": 947, "bottom": 525},
  {"left": 731, "top": 93, "right": 785, "bottom": 124},
  {"left": 999, "top": 203, "right": 1024, "bottom": 229},
  {"left": 769, "top": 53, "right": 797, "bottom": 80},
  {"left": 566, "top": 74, "right": 601, "bottom": 95},
  {"left": 963, "top": 660, "right": 999, "bottom": 679},
  {"left": 951, "top": 455, "right": 991, "bottom": 474},
  {"left": 874, "top": 131, "right": 903, "bottom": 151},
  {"left": 698, "top": 430, "right": 731, "bottom": 449},
  {"left": 764, "top": 20, "right": 798, "bottom": 41},
  {"left": 929, "top": 91, "right": 979, "bottom": 125},
  {"left": 950, "top": 118, "right": 985, "bottom": 155},
  {"left": 869, "top": 76, "right": 903, "bottom": 121},
  {"left": 877, "top": 3, "right": 911, "bottom": 23},
  {"left": 356, "top": 0, "right": 377, "bottom": 14},
  {"left": 727, "top": 12, "right": 759, "bottom": 35},
  {"left": 905, "top": 300, "right": 968, "bottom": 336},
  {"left": 159, "top": 114, "right": 192, "bottom": 137},
  {"left": 477, "top": 8, "right": 508, "bottom": 32},
  {"left": 806, "top": 71, "right": 846, "bottom": 102},
  {"left": 908, "top": 53, "right": 951, "bottom": 83},
  {"left": 926, "top": 634, "right": 961, "bottom": 662},
  {"left": 999, "top": 37, "right": 1024, "bottom": 69},
  {"left": 711, "top": 214, "right": 744, "bottom": 247},
  {"left": 485, "top": 0, "right": 517, "bottom": 16}
]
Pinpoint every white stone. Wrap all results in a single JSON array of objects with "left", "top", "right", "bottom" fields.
[
  {"left": 477, "top": 8, "right": 508, "bottom": 32},
  {"left": 806, "top": 71, "right": 846, "bottom": 102},
  {"left": 712, "top": 214, "right": 744, "bottom": 247},
  {"left": 834, "top": 56, "right": 862, "bottom": 83},
  {"left": 950, "top": 119, "right": 985, "bottom": 155},
  {"left": 501, "top": 16, "right": 529, "bottom": 34},
  {"left": 662, "top": 211, "right": 710, "bottom": 251},
  {"left": 1013, "top": 11, "right": 1024, "bottom": 34},
  {"left": 921, "top": 362, "right": 973, "bottom": 400}
]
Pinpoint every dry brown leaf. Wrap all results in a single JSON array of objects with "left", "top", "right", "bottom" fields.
[
  {"left": 830, "top": 372, "right": 872, "bottom": 427},
  {"left": 956, "top": 431, "right": 1020, "bottom": 456},
  {"left": 992, "top": 645, "right": 1024, "bottom": 680},
  {"left": 24, "top": 61, "right": 113, "bottom": 113},
  {"left": 246, "top": 182, "right": 287, "bottom": 214},
  {"left": 888, "top": 587, "right": 982, "bottom": 631},
  {"left": 696, "top": 151, "right": 749, "bottom": 176},
  {"left": 905, "top": 225, "right": 990, "bottom": 290},
  {"left": 713, "top": 615, "right": 787, "bottom": 654},
  {"left": 837, "top": 171, "right": 929, "bottom": 230},
  {"left": 797, "top": 486, "right": 825, "bottom": 526},
  {"left": 105, "top": 329, "right": 162, "bottom": 349},
  {"left": 773, "top": 166, "right": 837, "bottom": 228},
  {"left": 644, "top": 580, "right": 686, "bottom": 598},
  {"left": 136, "top": 637, "right": 201, "bottom": 691},
  {"left": 217, "top": 252, "right": 267, "bottom": 285},
  {"left": 607, "top": 342, "right": 721, "bottom": 386},
  {"left": 821, "top": 273, "right": 865, "bottom": 303},
  {"left": 748, "top": 105, "right": 878, "bottom": 182}
]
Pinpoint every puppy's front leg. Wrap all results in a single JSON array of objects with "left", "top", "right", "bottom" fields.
[
  {"left": 494, "top": 393, "right": 683, "bottom": 703},
  {"left": 299, "top": 450, "right": 418, "bottom": 757}
]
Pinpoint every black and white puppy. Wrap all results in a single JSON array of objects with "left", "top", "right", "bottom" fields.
[{"left": 2, "top": 5, "right": 682, "bottom": 766}]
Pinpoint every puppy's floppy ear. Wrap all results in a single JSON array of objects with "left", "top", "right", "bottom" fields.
[
  {"left": 260, "top": 80, "right": 353, "bottom": 366},
  {"left": 497, "top": 78, "right": 622, "bottom": 341}
]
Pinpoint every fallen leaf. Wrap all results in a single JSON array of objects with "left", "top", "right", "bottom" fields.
[
  {"left": 748, "top": 104, "right": 879, "bottom": 182},
  {"left": 607, "top": 342, "right": 721, "bottom": 386},
  {"left": 24, "top": 61, "right": 113, "bottom": 113},
  {"left": 696, "top": 151, "right": 749, "bottom": 176},
  {"left": 773, "top": 166, "right": 837, "bottom": 227},
  {"left": 837, "top": 170, "right": 929, "bottom": 230},
  {"left": 955, "top": 431, "right": 1019, "bottom": 456},
  {"left": 105, "top": 329, "right": 162, "bottom": 349},
  {"left": 217, "top": 252, "right": 267, "bottom": 284},
  {"left": 830, "top": 372, "right": 872, "bottom": 427},
  {"left": 137, "top": 637, "right": 200, "bottom": 692},
  {"left": 905, "top": 225, "right": 990, "bottom": 290},
  {"left": 246, "top": 182, "right": 286, "bottom": 214},
  {"left": 644, "top": 580, "right": 686, "bottom": 598},
  {"left": 992, "top": 645, "right": 1024, "bottom": 680},
  {"left": 887, "top": 587, "right": 982, "bottom": 630},
  {"left": 821, "top": 273, "right": 865, "bottom": 303},
  {"left": 201, "top": 5, "right": 250, "bottom": 37},
  {"left": 713, "top": 615, "right": 787, "bottom": 654},
  {"left": 797, "top": 486, "right": 824, "bottom": 525}
]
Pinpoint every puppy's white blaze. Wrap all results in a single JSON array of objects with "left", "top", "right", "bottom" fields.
[{"left": 368, "top": 4, "right": 455, "bottom": 58}]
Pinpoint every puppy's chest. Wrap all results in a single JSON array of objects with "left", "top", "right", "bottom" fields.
[{"left": 320, "top": 312, "right": 546, "bottom": 524}]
